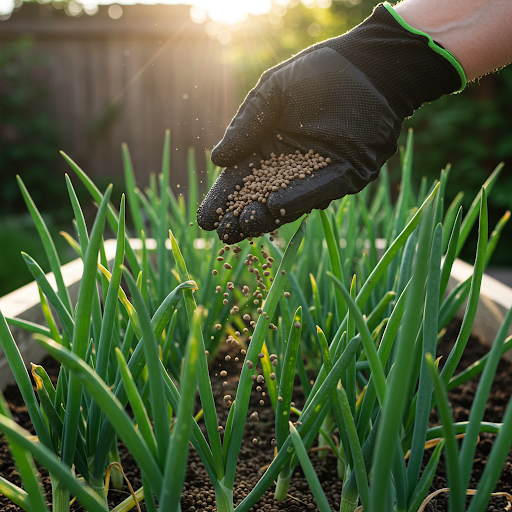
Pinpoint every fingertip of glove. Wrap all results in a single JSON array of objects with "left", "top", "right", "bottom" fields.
[
  {"left": 210, "top": 144, "right": 233, "bottom": 168},
  {"left": 239, "top": 202, "right": 277, "bottom": 237},
  {"left": 196, "top": 203, "right": 217, "bottom": 231},
  {"left": 216, "top": 212, "right": 245, "bottom": 245}
]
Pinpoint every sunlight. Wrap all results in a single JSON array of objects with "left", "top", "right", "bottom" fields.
[{"left": 190, "top": 0, "right": 273, "bottom": 26}]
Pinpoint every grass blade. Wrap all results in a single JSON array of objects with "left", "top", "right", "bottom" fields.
[
  {"left": 61, "top": 185, "right": 112, "bottom": 472},
  {"left": 35, "top": 336, "right": 163, "bottom": 497},
  {"left": 466, "top": 394, "right": 512, "bottom": 512},
  {"left": 259, "top": 341, "right": 278, "bottom": 411},
  {"left": 158, "top": 130, "right": 171, "bottom": 303},
  {"left": 0, "top": 311, "right": 52, "bottom": 450},
  {"left": 319, "top": 209, "right": 345, "bottom": 321},
  {"left": 0, "top": 393, "right": 49, "bottom": 512},
  {"left": 442, "top": 191, "right": 464, "bottom": 253},
  {"left": 0, "top": 411, "right": 108, "bottom": 512},
  {"left": 123, "top": 268, "right": 170, "bottom": 470},
  {"left": 328, "top": 273, "right": 386, "bottom": 406},
  {"left": 65, "top": 174, "right": 89, "bottom": 255},
  {"left": 356, "top": 282, "right": 409, "bottom": 441},
  {"left": 159, "top": 305, "right": 201, "bottom": 511},
  {"left": 485, "top": 209, "right": 510, "bottom": 266},
  {"left": 276, "top": 307, "right": 302, "bottom": 450},
  {"left": 158, "top": 360, "right": 216, "bottom": 481},
  {"left": 224, "top": 219, "right": 307, "bottom": 488},
  {"left": 336, "top": 383, "right": 371, "bottom": 511},
  {"left": 17, "top": 175, "right": 72, "bottom": 312},
  {"left": 88, "top": 195, "right": 126, "bottom": 453},
  {"left": 441, "top": 188, "right": 488, "bottom": 385},
  {"left": 289, "top": 423, "right": 332, "bottom": 512},
  {"left": 5, "top": 318, "right": 53, "bottom": 339},
  {"left": 406, "top": 224, "right": 442, "bottom": 495},
  {"left": 33, "top": 372, "right": 90, "bottom": 479},
  {"left": 406, "top": 440, "right": 445, "bottom": 512},
  {"left": 93, "top": 280, "right": 197, "bottom": 479},
  {"left": 435, "top": 164, "right": 451, "bottom": 226},
  {"left": 439, "top": 207, "right": 462, "bottom": 302},
  {"left": 187, "top": 147, "right": 199, "bottom": 225},
  {"left": 97, "top": 263, "right": 142, "bottom": 339},
  {"left": 169, "top": 229, "right": 225, "bottom": 481},
  {"left": 22, "top": 252, "right": 75, "bottom": 341},
  {"left": 366, "top": 291, "right": 395, "bottom": 332},
  {"left": 115, "top": 348, "right": 158, "bottom": 460},
  {"left": 37, "top": 285, "right": 62, "bottom": 346},
  {"left": 459, "top": 307, "right": 512, "bottom": 490},
  {"left": 456, "top": 163, "right": 502, "bottom": 257},
  {"left": 448, "top": 335, "right": 512, "bottom": 390},
  {"left": 356, "top": 182, "right": 439, "bottom": 310},
  {"left": 426, "top": 354, "right": 464, "bottom": 512},
  {"left": 122, "top": 142, "right": 144, "bottom": 238},
  {"left": 370, "top": 200, "right": 434, "bottom": 511},
  {"left": 61, "top": 151, "right": 141, "bottom": 275},
  {"left": 0, "top": 475, "right": 29, "bottom": 510},
  {"left": 235, "top": 333, "right": 362, "bottom": 512}
]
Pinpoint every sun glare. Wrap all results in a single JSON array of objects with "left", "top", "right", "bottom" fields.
[{"left": 190, "top": 0, "right": 273, "bottom": 26}]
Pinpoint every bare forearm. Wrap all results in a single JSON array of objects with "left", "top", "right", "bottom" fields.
[{"left": 394, "top": 0, "right": 512, "bottom": 81}]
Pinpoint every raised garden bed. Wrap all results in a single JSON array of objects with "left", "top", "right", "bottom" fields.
[
  {"left": 0, "top": 318, "right": 511, "bottom": 512},
  {"left": 1, "top": 136, "right": 511, "bottom": 512}
]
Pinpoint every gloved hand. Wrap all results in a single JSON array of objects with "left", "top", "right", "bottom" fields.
[{"left": 197, "top": 2, "right": 466, "bottom": 244}]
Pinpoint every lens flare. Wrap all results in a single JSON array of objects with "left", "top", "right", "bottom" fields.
[{"left": 191, "top": 0, "right": 272, "bottom": 26}]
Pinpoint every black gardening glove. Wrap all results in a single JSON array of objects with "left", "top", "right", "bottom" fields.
[{"left": 197, "top": 2, "right": 465, "bottom": 244}]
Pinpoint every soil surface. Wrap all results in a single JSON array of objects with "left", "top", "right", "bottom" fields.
[{"left": 0, "top": 320, "right": 511, "bottom": 511}]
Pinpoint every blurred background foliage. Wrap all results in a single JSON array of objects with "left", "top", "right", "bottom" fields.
[
  {"left": 0, "top": 0, "right": 511, "bottom": 296},
  {"left": 0, "top": 37, "right": 65, "bottom": 216}
]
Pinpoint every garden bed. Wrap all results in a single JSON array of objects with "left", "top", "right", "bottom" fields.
[
  {"left": 0, "top": 319, "right": 510, "bottom": 512},
  {"left": 0, "top": 142, "right": 510, "bottom": 512}
]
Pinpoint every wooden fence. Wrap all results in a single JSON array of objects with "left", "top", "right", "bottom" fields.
[{"left": 0, "top": 3, "right": 239, "bottom": 194}]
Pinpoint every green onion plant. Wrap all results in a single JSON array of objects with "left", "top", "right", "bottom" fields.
[{"left": 0, "top": 129, "right": 510, "bottom": 512}]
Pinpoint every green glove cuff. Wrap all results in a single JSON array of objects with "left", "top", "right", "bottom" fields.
[{"left": 383, "top": 2, "right": 467, "bottom": 92}]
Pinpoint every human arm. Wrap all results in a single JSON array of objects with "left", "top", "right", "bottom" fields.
[
  {"left": 395, "top": 0, "right": 512, "bottom": 81},
  {"left": 197, "top": 1, "right": 511, "bottom": 244}
]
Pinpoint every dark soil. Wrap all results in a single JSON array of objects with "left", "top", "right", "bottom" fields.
[{"left": 0, "top": 320, "right": 511, "bottom": 511}]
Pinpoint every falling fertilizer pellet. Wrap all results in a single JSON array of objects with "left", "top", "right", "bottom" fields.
[{"left": 250, "top": 412, "right": 259, "bottom": 422}]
